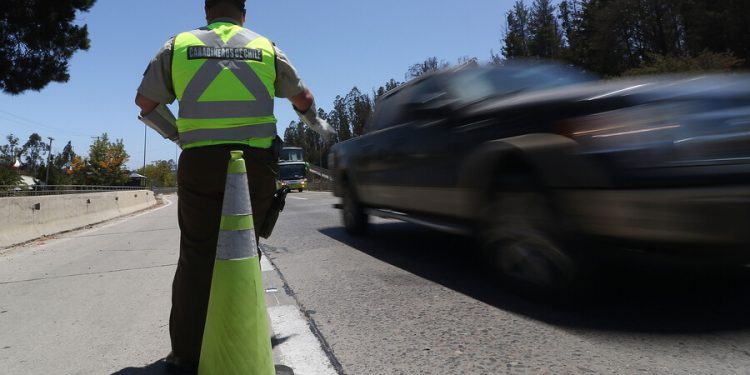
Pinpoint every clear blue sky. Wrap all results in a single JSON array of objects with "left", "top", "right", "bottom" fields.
[{"left": 1, "top": 0, "right": 512, "bottom": 169}]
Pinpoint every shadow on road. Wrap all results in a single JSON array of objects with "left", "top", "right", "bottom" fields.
[
  {"left": 111, "top": 359, "right": 168, "bottom": 375},
  {"left": 319, "top": 222, "right": 750, "bottom": 334},
  {"left": 110, "top": 337, "right": 291, "bottom": 375}
]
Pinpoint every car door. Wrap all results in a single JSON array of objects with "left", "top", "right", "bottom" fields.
[
  {"left": 393, "top": 78, "right": 473, "bottom": 218},
  {"left": 352, "top": 86, "right": 416, "bottom": 208}
]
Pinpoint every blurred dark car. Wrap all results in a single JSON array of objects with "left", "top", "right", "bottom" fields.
[{"left": 329, "top": 62, "right": 750, "bottom": 290}]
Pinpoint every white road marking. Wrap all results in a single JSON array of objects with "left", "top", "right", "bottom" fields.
[
  {"left": 586, "top": 84, "right": 650, "bottom": 100},
  {"left": 268, "top": 305, "right": 337, "bottom": 375},
  {"left": 288, "top": 196, "right": 308, "bottom": 200},
  {"left": 260, "top": 255, "right": 273, "bottom": 272}
]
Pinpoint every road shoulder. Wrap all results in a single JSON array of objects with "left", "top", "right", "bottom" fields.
[{"left": 261, "top": 250, "right": 340, "bottom": 375}]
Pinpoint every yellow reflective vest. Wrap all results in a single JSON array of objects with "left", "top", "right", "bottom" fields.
[{"left": 172, "top": 21, "right": 277, "bottom": 149}]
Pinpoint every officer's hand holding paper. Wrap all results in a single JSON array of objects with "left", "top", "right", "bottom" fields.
[
  {"left": 296, "top": 100, "right": 336, "bottom": 141},
  {"left": 139, "top": 104, "right": 180, "bottom": 145}
]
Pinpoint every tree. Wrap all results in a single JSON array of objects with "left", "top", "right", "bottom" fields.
[
  {"left": 373, "top": 79, "right": 401, "bottom": 102},
  {"left": 19, "top": 133, "right": 48, "bottom": 178},
  {"left": 283, "top": 120, "right": 302, "bottom": 148},
  {"left": 0, "top": 0, "right": 97, "bottom": 94},
  {"left": 137, "top": 160, "right": 177, "bottom": 188},
  {"left": 86, "top": 133, "right": 129, "bottom": 186},
  {"left": 528, "top": 0, "right": 563, "bottom": 58},
  {"left": 303, "top": 113, "right": 324, "bottom": 166},
  {"left": 0, "top": 134, "right": 21, "bottom": 186},
  {"left": 405, "top": 57, "right": 449, "bottom": 80},
  {"left": 69, "top": 154, "right": 88, "bottom": 185},
  {"left": 315, "top": 108, "right": 335, "bottom": 167},
  {"left": 502, "top": 1, "right": 531, "bottom": 58},
  {"left": 345, "top": 87, "right": 373, "bottom": 137},
  {"left": 624, "top": 50, "right": 744, "bottom": 76},
  {"left": 38, "top": 141, "right": 77, "bottom": 186},
  {"left": 0, "top": 166, "right": 20, "bottom": 186},
  {"left": 552, "top": 0, "right": 750, "bottom": 76},
  {"left": 329, "top": 95, "right": 352, "bottom": 142},
  {"left": 679, "top": 0, "right": 750, "bottom": 68},
  {"left": 0, "top": 134, "right": 20, "bottom": 165},
  {"left": 558, "top": 0, "right": 589, "bottom": 64},
  {"left": 283, "top": 113, "right": 334, "bottom": 167},
  {"left": 57, "top": 141, "right": 77, "bottom": 170}
]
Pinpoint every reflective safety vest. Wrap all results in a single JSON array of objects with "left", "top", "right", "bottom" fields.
[{"left": 172, "top": 22, "right": 277, "bottom": 150}]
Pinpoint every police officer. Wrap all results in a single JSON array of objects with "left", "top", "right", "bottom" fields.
[{"left": 134, "top": 0, "right": 333, "bottom": 372}]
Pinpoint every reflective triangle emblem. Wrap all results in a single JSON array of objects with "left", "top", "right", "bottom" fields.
[{"left": 198, "top": 67, "right": 257, "bottom": 102}]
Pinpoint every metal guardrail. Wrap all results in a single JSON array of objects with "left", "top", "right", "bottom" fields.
[
  {"left": 308, "top": 165, "right": 332, "bottom": 181},
  {"left": 0, "top": 185, "right": 147, "bottom": 198},
  {"left": 304, "top": 165, "right": 333, "bottom": 191}
]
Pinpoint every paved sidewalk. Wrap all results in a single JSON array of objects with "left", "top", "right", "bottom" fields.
[{"left": 0, "top": 196, "right": 336, "bottom": 374}]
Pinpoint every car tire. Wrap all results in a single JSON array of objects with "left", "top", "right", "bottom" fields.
[
  {"left": 298, "top": 188, "right": 303, "bottom": 193},
  {"left": 481, "top": 175, "right": 579, "bottom": 293},
  {"left": 342, "top": 182, "right": 368, "bottom": 235}
]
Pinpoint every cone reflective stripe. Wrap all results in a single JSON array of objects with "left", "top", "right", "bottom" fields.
[{"left": 199, "top": 150, "right": 274, "bottom": 375}]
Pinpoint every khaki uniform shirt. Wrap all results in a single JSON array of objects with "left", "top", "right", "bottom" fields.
[{"left": 138, "top": 19, "right": 306, "bottom": 105}]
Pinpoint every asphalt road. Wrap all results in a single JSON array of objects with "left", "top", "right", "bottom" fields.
[
  {"left": 1, "top": 191, "right": 749, "bottom": 374},
  {"left": 264, "top": 191, "right": 750, "bottom": 375}
]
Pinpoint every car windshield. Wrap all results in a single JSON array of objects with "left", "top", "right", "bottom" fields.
[
  {"left": 279, "top": 164, "right": 306, "bottom": 180},
  {"left": 448, "top": 65, "right": 594, "bottom": 104}
]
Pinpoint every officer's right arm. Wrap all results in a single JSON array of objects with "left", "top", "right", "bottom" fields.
[
  {"left": 136, "top": 39, "right": 176, "bottom": 115},
  {"left": 136, "top": 39, "right": 180, "bottom": 143},
  {"left": 135, "top": 93, "right": 158, "bottom": 115},
  {"left": 289, "top": 88, "right": 314, "bottom": 114}
]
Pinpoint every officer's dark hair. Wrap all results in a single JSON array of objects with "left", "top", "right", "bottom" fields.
[{"left": 205, "top": 0, "right": 246, "bottom": 12}]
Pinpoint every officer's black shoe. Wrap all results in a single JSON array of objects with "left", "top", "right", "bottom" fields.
[{"left": 165, "top": 352, "right": 197, "bottom": 375}]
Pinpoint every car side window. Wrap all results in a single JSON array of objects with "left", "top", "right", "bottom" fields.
[
  {"left": 408, "top": 78, "right": 447, "bottom": 106},
  {"left": 367, "top": 86, "right": 415, "bottom": 133},
  {"left": 366, "top": 98, "right": 392, "bottom": 133},
  {"left": 366, "top": 78, "right": 450, "bottom": 133}
]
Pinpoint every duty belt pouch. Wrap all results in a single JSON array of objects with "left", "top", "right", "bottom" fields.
[
  {"left": 271, "top": 136, "right": 284, "bottom": 161},
  {"left": 258, "top": 186, "right": 291, "bottom": 239}
]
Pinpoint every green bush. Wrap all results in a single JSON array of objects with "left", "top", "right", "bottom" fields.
[{"left": 624, "top": 50, "right": 745, "bottom": 76}]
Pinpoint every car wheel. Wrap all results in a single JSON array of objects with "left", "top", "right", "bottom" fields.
[
  {"left": 298, "top": 188, "right": 303, "bottom": 193},
  {"left": 342, "top": 182, "right": 368, "bottom": 235},
  {"left": 481, "top": 179, "right": 578, "bottom": 293}
]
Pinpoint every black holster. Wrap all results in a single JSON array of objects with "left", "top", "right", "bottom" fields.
[
  {"left": 258, "top": 186, "right": 290, "bottom": 239},
  {"left": 271, "top": 136, "right": 284, "bottom": 161}
]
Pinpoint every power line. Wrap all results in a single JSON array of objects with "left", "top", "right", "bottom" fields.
[{"left": 0, "top": 109, "right": 95, "bottom": 138}]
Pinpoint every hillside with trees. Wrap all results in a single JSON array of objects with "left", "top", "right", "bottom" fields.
[{"left": 506, "top": 0, "right": 748, "bottom": 76}]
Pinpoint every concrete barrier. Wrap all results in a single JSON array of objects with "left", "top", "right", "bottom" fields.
[{"left": 0, "top": 190, "right": 157, "bottom": 249}]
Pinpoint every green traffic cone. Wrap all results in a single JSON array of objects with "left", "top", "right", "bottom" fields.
[{"left": 199, "top": 150, "right": 274, "bottom": 375}]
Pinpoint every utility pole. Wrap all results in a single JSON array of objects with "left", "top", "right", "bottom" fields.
[
  {"left": 143, "top": 124, "right": 147, "bottom": 172},
  {"left": 45, "top": 137, "right": 54, "bottom": 188}
]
